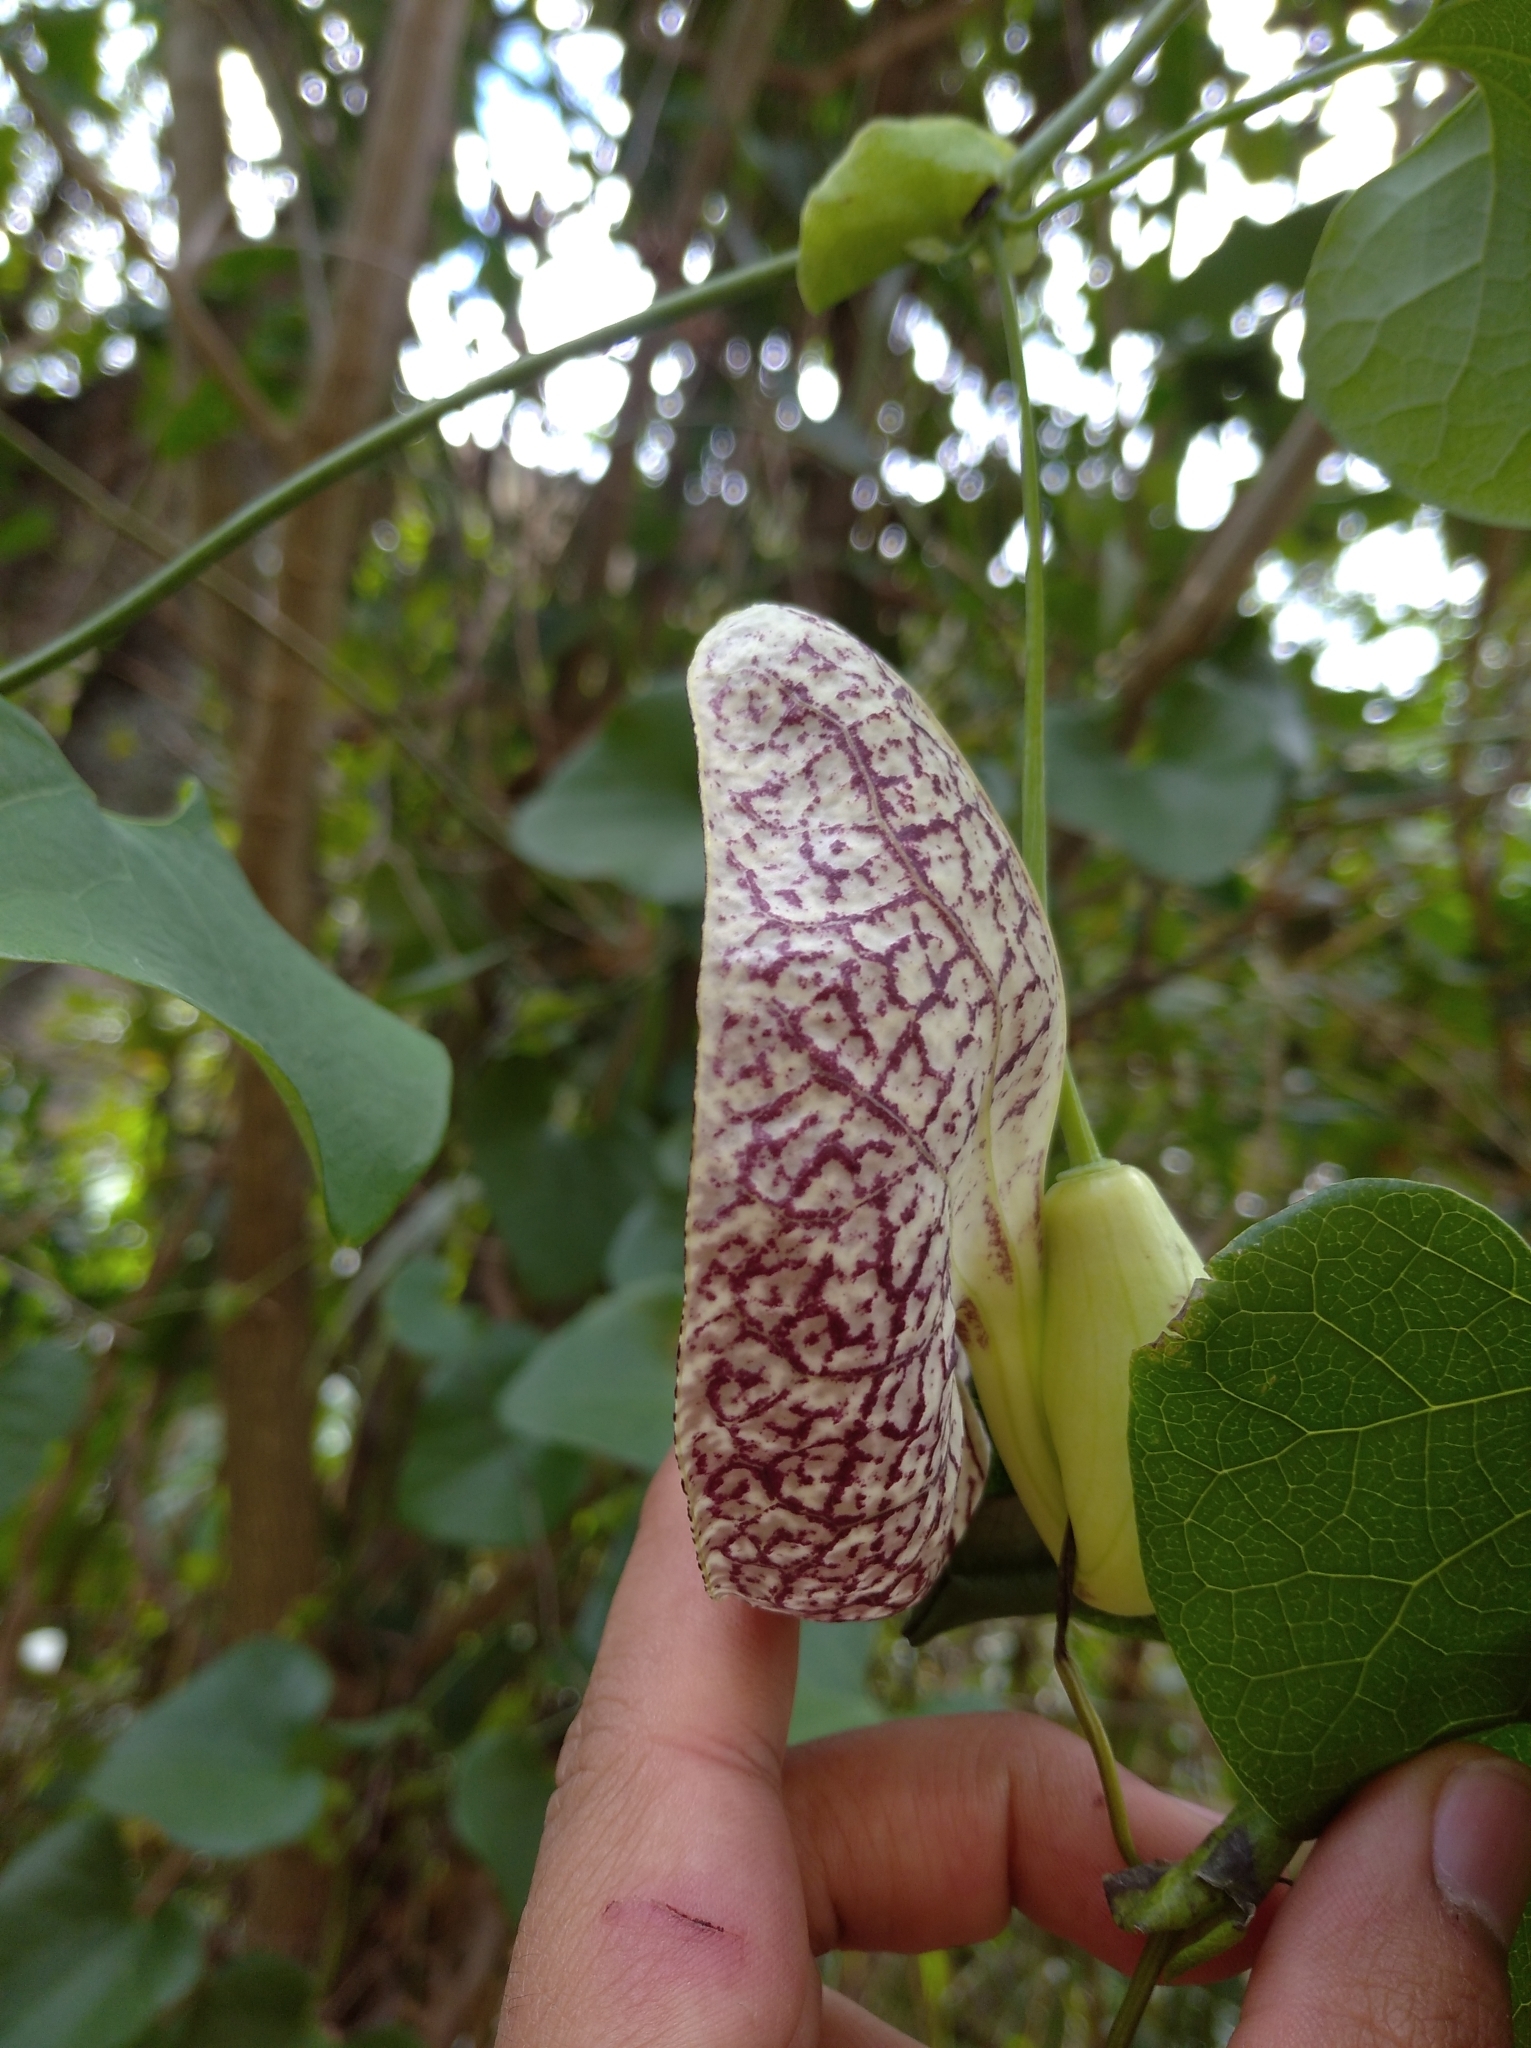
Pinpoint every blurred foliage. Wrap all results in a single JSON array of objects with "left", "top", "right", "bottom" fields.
[{"left": 0, "top": 0, "right": 1526, "bottom": 2043}]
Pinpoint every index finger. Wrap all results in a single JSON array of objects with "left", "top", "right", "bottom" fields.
[
  {"left": 497, "top": 1460, "right": 818, "bottom": 2048},
  {"left": 558, "top": 1456, "right": 799, "bottom": 1786}
]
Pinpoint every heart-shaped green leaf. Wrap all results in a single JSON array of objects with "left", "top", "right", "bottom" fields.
[
  {"left": 463, "top": 1059, "right": 652, "bottom": 1305},
  {"left": 448, "top": 1728, "right": 553, "bottom": 1915},
  {"left": 798, "top": 118, "right": 1013, "bottom": 313},
  {"left": 501, "top": 1273, "right": 682, "bottom": 1473},
  {"left": 89, "top": 1638, "right": 333, "bottom": 1856},
  {"left": 0, "top": 700, "right": 449, "bottom": 1242},
  {"left": 1046, "top": 671, "right": 1309, "bottom": 886},
  {"left": 1132, "top": 1179, "right": 1531, "bottom": 1837},
  {"left": 1305, "top": 2, "right": 1531, "bottom": 523},
  {"left": 0, "top": 1816, "right": 202, "bottom": 2048},
  {"left": 510, "top": 683, "right": 705, "bottom": 905},
  {"left": 679, "top": 605, "right": 1065, "bottom": 1620}
]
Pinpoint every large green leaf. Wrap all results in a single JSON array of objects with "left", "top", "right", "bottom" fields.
[
  {"left": 388, "top": 1258, "right": 583, "bottom": 1548},
  {"left": 797, "top": 117, "right": 1013, "bottom": 312},
  {"left": 1474, "top": 1724, "right": 1531, "bottom": 2045},
  {"left": 464, "top": 1059, "right": 651, "bottom": 1304},
  {"left": 510, "top": 684, "right": 704, "bottom": 905},
  {"left": 1047, "top": 671, "right": 1309, "bottom": 885},
  {"left": 88, "top": 1638, "right": 333, "bottom": 1856},
  {"left": 1132, "top": 1180, "right": 1531, "bottom": 1837},
  {"left": 500, "top": 1274, "right": 681, "bottom": 1472},
  {"left": 1305, "top": 2, "right": 1531, "bottom": 524},
  {"left": 0, "top": 1339, "right": 89, "bottom": 1518},
  {"left": 448, "top": 1727, "right": 553, "bottom": 1914},
  {"left": 0, "top": 1815, "right": 202, "bottom": 2048},
  {"left": 0, "top": 701, "right": 449, "bottom": 1241}
]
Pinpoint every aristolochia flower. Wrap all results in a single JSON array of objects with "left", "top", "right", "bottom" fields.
[{"left": 675, "top": 604, "right": 1064, "bottom": 1619}]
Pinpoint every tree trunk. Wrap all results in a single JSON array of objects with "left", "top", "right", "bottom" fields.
[
  {"left": 214, "top": 0, "right": 471, "bottom": 1663},
  {"left": 161, "top": 0, "right": 471, "bottom": 1959}
]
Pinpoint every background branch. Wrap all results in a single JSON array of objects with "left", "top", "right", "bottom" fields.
[{"left": 1108, "top": 406, "right": 1334, "bottom": 743}]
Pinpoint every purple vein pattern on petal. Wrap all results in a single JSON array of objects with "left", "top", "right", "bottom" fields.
[{"left": 677, "top": 604, "right": 1064, "bottom": 1620}]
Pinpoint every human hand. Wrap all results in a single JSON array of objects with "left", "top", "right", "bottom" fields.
[{"left": 496, "top": 1462, "right": 1531, "bottom": 2047}]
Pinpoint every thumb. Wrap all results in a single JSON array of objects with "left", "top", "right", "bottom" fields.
[{"left": 1235, "top": 1742, "right": 1531, "bottom": 2048}]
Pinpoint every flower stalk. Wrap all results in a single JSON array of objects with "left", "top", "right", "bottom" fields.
[{"left": 981, "top": 215, "right": 1219, "bottom": 2048}]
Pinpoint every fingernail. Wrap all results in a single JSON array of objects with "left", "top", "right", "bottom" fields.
[{"left": 1433, "top": 1759, "right": 1531, "bottom": 1949}]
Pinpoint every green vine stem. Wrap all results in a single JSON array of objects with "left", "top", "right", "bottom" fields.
[
  {"left": 0, "top": 2, "right": 1397, "bottom": 708},
  {"left": 985, "top": 220, "right": 1102, "bottom": 1173},
  {"left": 0, "top": 249, "right": 797, "bottom": 698},
  {"left": 986, "top": 220, "right": 1049, "bottom": 903},
  {"left": 990, "top": 204, "right": 1175, "bottom": 2048},
  {"left": 1058, "top": 1061, "right": 1104, "bottom": 1168},
  {"left": 1004, "top": 42, "right": 1380, "bottom": 238},
  {"left": 1105, "top": 1793, "right": 1299, "bottom": 1951},
  {"left": 1103, "top": 1930, "right": 1179, "bottom": 2048},
  {"left": 1002, "top": 0, "right": 1198, "bottom": 200},
  {"left": 1054, "top": 1526, "right": 1138, "bottom": 1867}
]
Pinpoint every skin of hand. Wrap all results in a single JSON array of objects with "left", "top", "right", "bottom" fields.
[{"left": 497, "top": 1462, "right": 1531, "bottom": 2048}]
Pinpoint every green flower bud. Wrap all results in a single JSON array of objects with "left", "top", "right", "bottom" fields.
[
  {"left": 797, "top": 118, "right": 1014, "bottom": 314},
  {"left": 1041, "top": 1161, "right": 1204, "bottom": 1616}
]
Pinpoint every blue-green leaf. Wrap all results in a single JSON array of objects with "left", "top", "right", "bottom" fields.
[
  {"left": 388, "top": 1258, "right": 584, "bottom": 1548},
  {"left": 499, "top": 1274, "right": 681, "bottom": 1472},
  {"left": 0, "top": 701, "right": 449, "bottom": 1240},
  {"left": 603, "top": 1188, "right": 685, "bottom": 1287},
  {"left": 88, "top": 1638, "right": 333, "bottom": 1856},
  {"left": 511, "top": 685, "right": 704, "bottom": 905},
  {"left": 789, "top": 1623, "right": 887, "bottom": 1744},
  {"left": 1047, "top": 672, "right": 1308, "bottom": 885},
  {"left": 1156, "top": 199, "right": 1337, "bottom": 349}
]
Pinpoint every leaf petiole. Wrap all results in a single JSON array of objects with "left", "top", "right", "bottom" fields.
[{"left": 1002, "top": 0, "right": 1199, "bottom": 203}]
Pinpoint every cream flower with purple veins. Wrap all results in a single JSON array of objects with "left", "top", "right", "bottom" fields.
[{"left": 676, "top": 604, "right": 1065, "bottom": 1621}]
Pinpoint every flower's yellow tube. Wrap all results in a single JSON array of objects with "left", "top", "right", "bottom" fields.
[{"left": 1040, "top": 1161, "right": 1204, "bottom": 1615}]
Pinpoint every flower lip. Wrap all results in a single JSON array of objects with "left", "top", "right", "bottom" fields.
[{"left": 675, "top": 602, "right": 1064, "bottom": 1620}]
